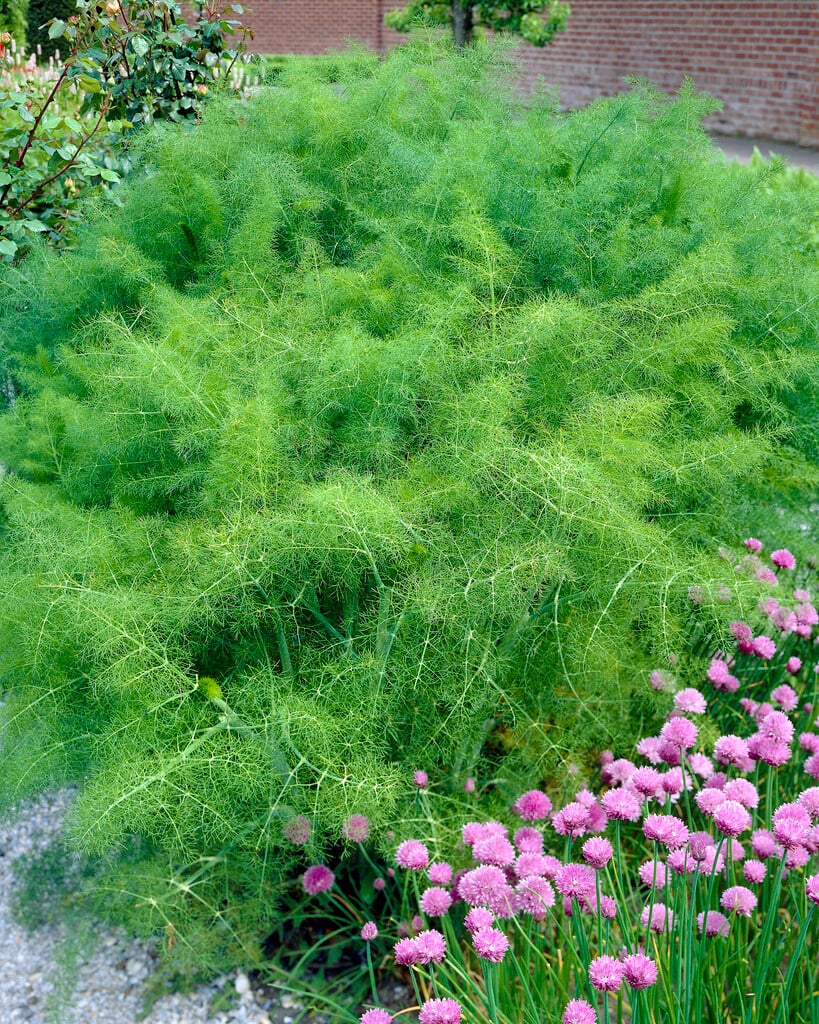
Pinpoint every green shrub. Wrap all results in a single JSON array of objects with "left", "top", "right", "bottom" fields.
[
  {"left": 25, "top": 0, "right": 71, "bottom": 59},
  {"left": 0, "top": 0, "right": 28, "bottom": 46},
  {"left": 0, "top": 40, "right": 817, "bottom": 970}
]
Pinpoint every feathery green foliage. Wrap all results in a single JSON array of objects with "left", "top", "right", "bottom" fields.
[{"left": 0, "top": 40, "right": 817, "bottom": 970}]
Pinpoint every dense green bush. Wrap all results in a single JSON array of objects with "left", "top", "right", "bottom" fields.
[
  {"left": 25, "top": 0, "right": 71, "bottom": 59},
  {"left": 0, "top": 40, "right": 817, "bottom": 969},
  {"left": 0, "top": 0, "right": 28, "bottom": 46}
]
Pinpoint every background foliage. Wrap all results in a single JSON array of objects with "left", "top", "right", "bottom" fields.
[
  {"left": 0, "top": 39, "right": 817, "bottom": 970},
  {"left": 385, "top": 0, "right": 570, "bottom": 46},
  {"left": 0, "top": 0, "right": 250, "bottom": 260},
  {"left": 0, "top": 0, "right": 28, "bottom": 46},
  {"left": 27, "top": 0, "right": 73, "bottom": 60}
]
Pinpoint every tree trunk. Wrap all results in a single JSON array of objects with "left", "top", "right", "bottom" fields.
[{"left": 451, "top": 0, "right": 473, "bottom": 46}]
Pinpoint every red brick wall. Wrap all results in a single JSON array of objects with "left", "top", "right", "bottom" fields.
[{"left": 240, "top": 1, "right": 819, "bottom": 146}]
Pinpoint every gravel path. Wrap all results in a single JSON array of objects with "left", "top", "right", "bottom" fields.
[{"left": 0, "top": 790, "right": 308, "bottom": 1024}]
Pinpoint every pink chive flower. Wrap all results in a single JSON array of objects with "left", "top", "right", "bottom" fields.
[
  {"left": 515, "top": 876, "right": 556, "bottom": 919},
  {"left": 771, "top": 549, "right": 796, "bottom": 570},
  {"left": 418, "top": 999, "right": 462, "bottom": 1024},
  {"left": 420, "top": 887, "right": 452, "bottom": 917},
  {"left": 698, "top": 911, "right": 730, "bottom": 937},
  {"left": 373, "top": 876, "right": 386, "bottom": 891},
  {"left": 563, "top": 1000, "right": 597, "bottom": 1024},
  {"left": 713, "top": 735, "right": 751, "bottom": 767},
  {"left": 552, "top": 802, "right": 591, "bottom": 837},
  {"left": 688, "top": 753, "right": 714, "bottom": 778},
  {"left": 643, "top": 814, "right": 690, "bottom": 849},
  {"left": 743, "top": 859, "right": 767, "bottom": 883},
  {"left": 599, "top": 895, "right": 617, "bottom": 919},
  {"left": 458, "top": 865, "right": 508, "bottom": 906},
  {"left": 414, "top": 929, "right": 446, "bottom": 965},
  {"left": 771, "top": 684, "right": 798, "bottom": 711},
  {"left": 603, "top": 758, "right": 636, "bottom": 784},
  {"left": 674, "top": 688, "right": 708, "bottom": 714},
  {"left": 759, "top": 710, "right": 795, "bottom": 744},
  {"left": 700, "top": 846, "right": 726, "bottom": 875},
  {"left": 540, "top": 855, "right": 562, "bottom": 880},
  {"left": 747, "top": 734, "right": 792, "bottom": 767},
  {"left": 638, "top": 859, "right": 667, "bottom": 888},
  {"left": 751, "top": 830, "right": 779, "bottom": 860},
  {"left": 720, "top": 885, "right": 758, "bottom": 917},
  {"left": 623, "top": 953, "right": 658, "bottom": 990},
  {"left": 801, "top": 733, "right": 819, "bottom": 754},
  {"left": 361, "top": 922, "right": 378, "bottom": 941},
  {"left": 806, "top": 875, "right": 819, "bottom": 905},
  {"left": 707, "top": 657, "right": 731, "bottom": 686},
  {"left": 695, "top": 789, "right": 726, "bottom": 817},
  {"left": 787, "top": 657, "right": 803, "bottom": 675},
  {"left": 515, "top": 852, "right": 552, "bottom": 878},
  {"left": 472, "top": 926, "right": 509, "bottom": 963},
  {"left": 744, "top": 538, "right": 763, "bottom": 552},
  {"left": 630, "top": 766, "right": 663, "bottom": 797},
  {"left": 756, "top": 567, "right": 779, "bottom": 585},
  {"left": 360, "top": 1011, "right": 392, "bottom": 1024},
  {"left": 714, "top": 800, "right": 752, "bottom": 838},
  {"left": 428, "top": 862, "right": 453, "bottom": 885},
  {"left": 302, "top": 865, "right": 335, "bottom": 895},
  {"left": 464, "top": 907, "right": 495, "bottom": 933},
  {"left": 473, "top": 834, "right": 516, "bottom": 866},
  {"left": 772, "top": 803, "right": 811, "bottom": 849},
  {"left": 461, "top": 822, "right": 492, "bottom": 846},
  {"left": 751, "top": 635, "right": 776, "bottom": 659},
  {"left": 661, "top": 767, "right": 685, "bottom": 796},
  {"left": 722, "top": 778, "right": 759, "bottom": 809},
  {"left": 636, "top": 737, "right": 663, "bottom": 764},
  {"left": 582, "top": 836, "right": 613, "bottom": 870},
  {"left": 798, "top": 788, "right": 819, "bottom": 820},
  {"left": 688, "top": 831, "right": 715, "bottom": 861},
  {"left": 668, "top": 848, "right": 694, "bottom": 875},
  {"left": 730, "top": 619, "right": 753, "bottom": 641},
  {"left": 513, "top": 790, "right": 553, "bottom": 821},
  {"left": 413, "top": 770, "right": 429, "bottom": 788},
  {"left": 396, "top": 840, "right": 430, "bottom": 870},
  {"left": 587, "top": 803, "right": 609, "bottom": 832},
  {"left": 283, "top": 816, "right": 311, "bottom": 845},
  {"left": 641, "top": 903, "right": 673, "bottom": 933},
  {"left": 786, "top": 846, "right": 810, "bottom": 870},
  {"left": 660, "top": 716, "right": 698, "bottom": 751},
  {"left": 412, "top": 915, "right": 424, "bottom": 931},
  {"left": 342, "top": 814, "right": 370, "bottom": 842},
  {"left": 463, "top": 777, "right": 476, "bottom": 793},
  {"left": 601, "top": 789, "right": 642, "bottom": 822},
  {"left": 514, "top": 827, "right": 544, "bottom": 854},
  {"left": 555, "top": 863, "right": 596, "bottom": 900},
  {"left": 650, "top": 669, "right": 673, "bottom": 690},
  {"left": 588, "top": 955, "right": 624, "bottom": 992},
  {"left": 806, "top": 754, "right": 819, "bottom": 780}
]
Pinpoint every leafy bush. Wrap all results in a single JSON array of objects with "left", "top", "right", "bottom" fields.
[
  {"left": 0, "top": 40, "right": 817, "bottom": 970},
  {"left": 0, "top": 0, "right": 28, "bottom": 46},
  {"left": 0, "top": 54, "right": 132, "bottom": 258},
  {"left": 26, "top": 0, "right": 73, "bottom": 60},
  {"left": 1, "top": 0, "right": 250, "bottom": 260}
]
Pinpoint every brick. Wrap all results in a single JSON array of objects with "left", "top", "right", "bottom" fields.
[{"left": 230, "top": 0, "right": 819, "bottom": 146}]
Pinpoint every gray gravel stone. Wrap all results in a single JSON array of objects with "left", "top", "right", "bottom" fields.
[{"left": 0, "top": 790, "right": 291, "bottom": 1024}]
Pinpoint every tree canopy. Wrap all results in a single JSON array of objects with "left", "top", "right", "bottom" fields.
[{"left": 385, "top": 0, "right": 570, "bottom": 47}]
